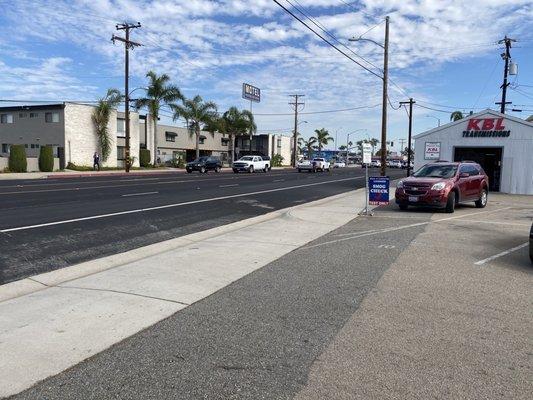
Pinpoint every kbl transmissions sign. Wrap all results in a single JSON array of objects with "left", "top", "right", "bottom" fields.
[
  {"left": 462, "top": 117, "right": 511, "bottom": 138},
  {"left": 242, "top": 83, "right": 261, "bottom": 102}
]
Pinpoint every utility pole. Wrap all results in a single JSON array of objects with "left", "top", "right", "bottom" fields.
[
  {"left": 112, "top": 22, "right": 141, "bottom": 173},
  {"left": 398, "top": 138, "right": 406, "bottom": 153},
  {"left": 379, "top": 16, "right": 390, "bottom": 177},
  {"left": 497, "top": 36, "right": 516, "bottom": 114},
  {"left": 399, "top": 98, "right": 415, "bottom": 177},
  {"left": 289, "top": 94, "right": 305, "bottom": 167}
]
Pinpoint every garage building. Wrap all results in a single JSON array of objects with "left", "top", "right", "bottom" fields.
[{"left": 414, "top": 109, "right": 533, "bottom": 195}]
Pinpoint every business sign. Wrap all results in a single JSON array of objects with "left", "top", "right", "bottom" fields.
[
  {"left": 242, "top": 83, "right": 261, "bottom": 102},
  {"left": 424, "top": 142, "right": 441, "bottom": 160},
  {"left": 368, "top": 176, "right": 390, "bottom": 205},
  {"left": 362, "top": 143, "right": 372, "bottom": 164},
  {"left": 462, "top": 117, "right": 510, "bottom": 137}
]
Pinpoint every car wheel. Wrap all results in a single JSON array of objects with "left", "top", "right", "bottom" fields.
[
  {"left": 445, "top": 192, "right": 456, "bottom": 213},
  {"left": 248, "top": 165, "right": 254, "bottom": 173},
  {"left": 399, "top": 204, "right": 408, "bottom": 211},
  {"left": 475, "top": 189, "right": 488, "bottom": 208},
  {"left": 263, "top": 166, "right": 267, "bottom": 172},
  {"left": 214, "top": 166, "right": 221, "bottom": 173},
  {"left": 186, "top": 168, "right": 192, "bottom": 174},
  {"left": 233, "top": 169, "right": 238, "bottom": 174},
  {"left": 298, "top": 168, "right": 301, "bottom": 173}
]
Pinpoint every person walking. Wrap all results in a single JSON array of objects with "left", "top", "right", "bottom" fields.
[{"left": 93, "top": 152, "right": 100, "bottom": 171}]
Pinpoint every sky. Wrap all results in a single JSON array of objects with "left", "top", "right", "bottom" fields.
[{"left": 1, "top": 0, "right": 532, "bottom": 153}]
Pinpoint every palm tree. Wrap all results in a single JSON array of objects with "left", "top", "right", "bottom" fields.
[
  {"left": 450, "top": 111, "right": 464, "bottom": 121},
  {"left": 368, "top": 138, "right": 380, "bottom": 155},
  {"left": 172, "top": 95, "right": 218, "bottom": 159},
  {"left": 135, "top": 71, "right": 183, "bottom": 165},
  {"left": 298, "top": 137, "right": 317, "bottom": 158},
  {"left": 312, "top": 128, "right": 334, "bottom": 154},
  {"left": 92, "top": 88, "right": 122, "bottom": 162},
  {"left": 219, "top": 107, "right": 256, "bottom": 165}
]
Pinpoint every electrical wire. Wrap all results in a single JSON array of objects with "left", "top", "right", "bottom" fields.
[
  {"left": 254, "top": 103, "right": 380, "bottom": 116},
  {"left": 471, "top": 58, "right": 500, "bottom": 110}
]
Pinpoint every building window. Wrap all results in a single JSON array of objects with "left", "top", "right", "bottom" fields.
[
  {"left": 117, "top": 118, "right": 125, "bottom": 137},
  {"left": 45, "top": 112, "right": 59, "bottom": 123},
  {"left": 30, "top": 112, "right": 39, "bottom": 118},
  {"left": 165, "top": 131, "right": 177, "bottom": 142},
  {"left": 117, "top": 146, "right": 125, "bottom": 160},
  {"left": 199, "top": 135, "right": 206, "bottom": 145},
  {"left": 19, "top": 113, "right": 27, "bottom": 118},
  {"left": 0, "top": 114, "right": 14, "bottom": 124},
  {"left": 221, "top": 138, "right": 229, "bottom": 146},
  {"left": 2, "top": 144, "right": 10, "bottom": 153},
  {"left": 277, "top": 138, "right": 282, "bottom": 148}
]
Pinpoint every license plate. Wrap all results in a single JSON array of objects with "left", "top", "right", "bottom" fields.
[{"left": 409, "top": 196, "right": 418, "bottom": 202}]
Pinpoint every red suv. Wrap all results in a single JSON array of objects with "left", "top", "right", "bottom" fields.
[{"left": 395, "top": 161, "right": 489, "bottom": 213}]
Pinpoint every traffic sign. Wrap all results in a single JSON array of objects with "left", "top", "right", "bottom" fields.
[
  {"left": 368, "top": 176, "right": 390, "bottom": 205},
  {"left": 362, "top": 143, "right": 372, "bottom": 164}
]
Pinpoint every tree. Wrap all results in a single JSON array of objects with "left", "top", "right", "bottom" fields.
[
  {"left": 217, "top": 107, "right": 256, "bottom": 165},
  {"left": 172, "top": 95, "right": 218, "bottom": 159},
  {"left": 298, "top": 137, "right": 317, "bottom": 158},
  {"left": 368, "top": 138, "right": 380, "bottom": 155},
  {"left": 356, "top": 139, "right": 369, "bottom": 155},
  {"left": 135, "top": 71, "right": 183, "bottom": 165},
  {"left": 92, "top": 88, "right": 122, "bottom": 162},
  {"left": 375, "top": 148, "right": 391, "bottom": 157},
  {"left": 401, "top": 146, "right": 415, "bottom": 157},
  {"left": 450, "top": 111, "right": 464, "bottom": 121},
  {"left": 338, "top": 145, "right": 347, "bottom": 151},
  {"left": 312, "top": 128, "right": 334, "bottom": 154}
]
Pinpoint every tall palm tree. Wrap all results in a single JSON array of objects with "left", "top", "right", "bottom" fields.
[
  {"left": 172, "top": 95, "right": 218, "bottom": 159},
  {"left": 219, "top": 107, "right": 256, "bottom": 165},
  {"left": 312, "top": 128, "right": 334, "bottom": 154},
  {"left": 135, "top": 71, "right": 183, "bottom": 165},
  {"left": 298, "top": 137, "right": 317, "bottom": 158},
  {"left": 450, "top": 111, "right": 464, "bottom": 121},
  {"left": 92, "top": 88, "right": 122, "bottom": 162},
  {"left": 369, "top": 138, "right": 380, "bottom": 155}
]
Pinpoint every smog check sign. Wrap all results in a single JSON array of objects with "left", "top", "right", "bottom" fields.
[{"left": 368, "top": 176, "right": 390, "bottom": 206}]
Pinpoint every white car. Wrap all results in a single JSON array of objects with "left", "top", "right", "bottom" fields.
[
  {"left": 232, "top": 156, "right": 270, "bottom": 173},
  {"left": 388, "top": 160, "right": 402, "bottom": 168},
  {"left": 333, "top": 161, "right": 346, "bottom": 168},
  {"left": 297, "top": 158, "right": 330, "bottom": 172},
  {"left": 369, "top": 160, "right": 381, "bottom": 168}
]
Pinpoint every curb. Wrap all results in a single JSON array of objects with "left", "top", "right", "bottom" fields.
[{"left": 0, "top": 188, "right": 364, "bottom": 303}]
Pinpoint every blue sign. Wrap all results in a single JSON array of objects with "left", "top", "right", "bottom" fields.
[{"left": 368, "top": 176, "right": 390, "bottom": 205}]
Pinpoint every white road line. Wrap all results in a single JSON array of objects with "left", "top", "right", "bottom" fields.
[
  {"left": 303, "top": 207, "right": 512, "bottom": 250},
  {"left": 273, "top": 179, "right": 285, "bottom": 182},
  {"left": 0, "top": 176, "right": 363, "bottom": 233},
  {"left": 219, "top": 184, "right": 239, "bottom": 188},
  {"left": 121, "top": 191, "right": 159, "bottom": 197},
  {"left": 474, "top": 243, "right": 528, "bottom": 265}
]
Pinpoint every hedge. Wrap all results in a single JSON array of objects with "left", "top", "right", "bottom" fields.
[
  {"left": 139, "top": 149, "right": 151, "bottom": 167},
  {"left": 39, "top": 146, "right": 54, "bottom": 172},
  {"left": 8, "top": 145, "right": 27, "bottom": 172}
]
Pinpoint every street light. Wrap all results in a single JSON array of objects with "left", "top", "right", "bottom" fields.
[
  {"left": 345, "top": 128, "right": 367, "bottom": 164},
  {"left": 425, "top": 114, "right": 441, "bottom": 127},
  {"left": 350, "top": 16, "right": 389, "bottom": 177}
]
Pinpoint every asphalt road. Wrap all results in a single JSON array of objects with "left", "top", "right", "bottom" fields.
[
  {"left": 0, "top": 167, "right": 405, "bottom": 284},
  {"left": 8, "top": 201, "right": 431, "bottom": 400}
]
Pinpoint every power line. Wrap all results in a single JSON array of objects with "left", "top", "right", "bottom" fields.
[
  {"left": 272, "top": 0, "right": 382, "bottom": 80},
  {"left": 254, "top": 103, "right": 380, "bottom": 116}
]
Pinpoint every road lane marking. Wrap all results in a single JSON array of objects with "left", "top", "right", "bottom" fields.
[
  {"left": 121, "top": 191, "right": 159, "bottom": 197},
  {"left": 219, "top": 184, "right": 239, "bottom": 188},
  {"left": 0, "top": 176, "right": 363, "bottom": 233},
  {"left": 273, "top": 179, "right": 285, "bottom": 182},
  {"left": 303, "top": 207, "right": 512, "bottom": 250},
  {"left": 474, "top": 243, "right": 528, "bottom": 265}
]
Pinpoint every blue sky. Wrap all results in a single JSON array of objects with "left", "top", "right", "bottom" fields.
[{"left": 1, "top": 0, "right": 532, "bottom": 152}]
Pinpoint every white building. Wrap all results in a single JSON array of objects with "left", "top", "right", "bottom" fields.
[{"left": 414, "top": 109, "right": 533, "bottom": 194}]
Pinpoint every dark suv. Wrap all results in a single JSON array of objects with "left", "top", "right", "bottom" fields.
[
  {"left": 186, "top": 156, "right": 222, "bottom": 173},
  {"left": 395, "top": 161, "right": 489, "bottom": 213}
]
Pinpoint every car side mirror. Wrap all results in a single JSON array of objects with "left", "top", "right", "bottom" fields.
[{"left": 459, "top": 172, "right": 469, "bottom": 178}]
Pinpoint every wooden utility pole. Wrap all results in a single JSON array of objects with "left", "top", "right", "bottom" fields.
[
  {"left": 399, "top": 98, "right": 415, "bottom": 177},
  {"left": 289, "top": 94, "right": 305, "bottom": 167},
  {"left": 497, "top": 36, "right": 516, "bottom": 114},
  {"left": 112, "top": 22, "right": 141, "bottom": 172}
]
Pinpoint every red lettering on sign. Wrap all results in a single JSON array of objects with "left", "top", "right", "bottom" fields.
[
  {"left": 495, "top": 118, "right": 505, "bottom": 130},
  {"left": 467, "top": 119, "right": 481, "bottom": 130},
  {"left": 482, "top": 119, "right": 495, "bottom": 130}
]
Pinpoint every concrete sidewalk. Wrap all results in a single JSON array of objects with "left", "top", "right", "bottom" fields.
[{"left": 0, "top": 188, "right": 367, "bottom": 397}]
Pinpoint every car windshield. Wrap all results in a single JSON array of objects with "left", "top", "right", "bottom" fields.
[
  {"left": 313, "top": 158, "right": 324, "bottom": 162},
  {"left": 413, "top": 164, "right": 458, "bottom": 178},
  {"left": 192, "top": 157, "right": 208, "bottom": 162},
  {"left": 240, "top": 156, "right": 254, "bottom": 161}
]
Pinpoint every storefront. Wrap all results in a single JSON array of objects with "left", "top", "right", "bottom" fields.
[{"left": 414, "top": 109, "right": 533, "bottom": 194}]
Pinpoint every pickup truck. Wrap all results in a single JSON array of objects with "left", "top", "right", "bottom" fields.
[
  {"left": 297, "top": 158, "right": 331, "bottom": 172},
  {"left": 232, "top": 156, "right": 270, "bottom": 173}
]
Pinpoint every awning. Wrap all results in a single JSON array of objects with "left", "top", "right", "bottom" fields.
[{"left": 165, "top": 131, "right": 178, "bottom": 137}]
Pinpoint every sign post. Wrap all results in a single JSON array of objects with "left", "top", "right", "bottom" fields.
[{"left": 360, "top": 143, "right": 373, "bottom": 216}]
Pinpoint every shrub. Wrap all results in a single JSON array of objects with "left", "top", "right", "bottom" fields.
[
  {"left": 8, "top": 145, "right": 27, "bottom": 172},
  {"left": 139, "top": 149, "right": 151, "bottom": 167},
  {"left": 271, "top": 154, "right": 284, "bottom": 167},
  {"left": 38, "top": 146, "right": 54, "bottom": 172},
  {"left": 66, "top": 162, "right": 93, "bottom": 171},
  {"left": 172, "top": 157, "right": 185, "bottom": 168}
]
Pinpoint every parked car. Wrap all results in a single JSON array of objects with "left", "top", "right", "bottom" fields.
[
  {"left": 395, "top": 161, "right": 489, "bottom": 213},
  {"left": 369, "top": 160, "right": 381, "bottom": 168},
  {"left": 298, "top": 158, "right": 330, "bottom": 172},
  {"left": 388, "top": 160, "right": 402, "bottom": 168},
  {"left": 186, "top": 156, "right": 222, "bottom": 173},
  {"left": 232, "top": 155, "right": 270, "bottom": 173},
  {"left": 529, "top": 222, "right": 533, "bottom": 264},
  {"left": 401, "top": 160, "right": 414, "bottom": 169},
  {"left": 333, "top": 161, "right": 346, "bottom": 168}
]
